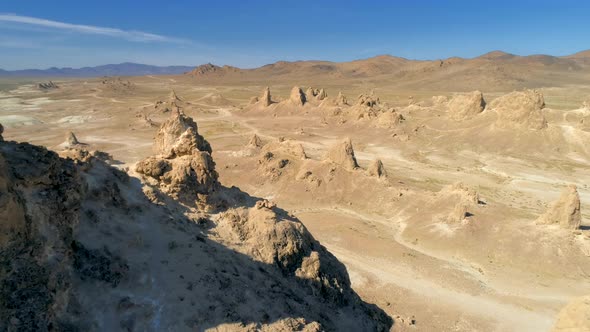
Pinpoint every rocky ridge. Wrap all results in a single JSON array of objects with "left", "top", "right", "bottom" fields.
[{"left": 0, "top": 117, "right": 393, "bottom": 331}]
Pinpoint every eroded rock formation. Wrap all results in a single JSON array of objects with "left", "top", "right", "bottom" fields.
[
  {"left": 537, "top": 185, "right": 581, "bottom": 229},
  {"left": 66, "top": 131, "right": 80, "bottom": 146},
  {"left": 447, "top": 91, "right": 486, "bottom": 120},
  {"left": 367, "top": 159, "right": 387, "bottom": 178},
  {"left": 260, "top": 86, "right": 272, "bottom": 106},
  {"left": 137, "top": 112, "right": 218, "bottom": 204},
  {"left": 325, "top": 138, "right": 359, "bottom": 171},
  {"left": 439, "top": 182, "right": 481, "bottom": 223},
  {"left": 289, "top": 86, "right": 306, "bottom": 106},
  {"left": 336, "top": 91, "right": 348, "bottom": 106},
  {"left": 247, "top": 133, "right": 263, "bottom": 149},
  {"left": 490, "top": 89, "right": 547, "bottom": 129},
  {"left": 153, "top": 109, "right": 211, "bottom": 155}
]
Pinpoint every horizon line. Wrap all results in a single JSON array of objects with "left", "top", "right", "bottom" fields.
[{"left": 1, "top": 48, "right": 590, "bottom": 73}]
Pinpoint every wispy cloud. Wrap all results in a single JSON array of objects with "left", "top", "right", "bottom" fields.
[{"left": 0, "top": 13, "right": 190, "bottom": 44}]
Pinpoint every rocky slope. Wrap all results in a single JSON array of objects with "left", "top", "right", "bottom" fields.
[{"left": 0, "top": 118, "right": 392, "bottom": 331}]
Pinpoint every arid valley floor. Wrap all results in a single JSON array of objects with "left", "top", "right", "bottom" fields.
[{"left": 2, "top": 52, "right": 590, "bottom": 331}]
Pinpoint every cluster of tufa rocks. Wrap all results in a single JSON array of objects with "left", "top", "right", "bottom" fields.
[
  {"left": 305, "top": 87, "right": 328, "bottom": 101},
  {"left": 0, "top": 120, "right": 394, "bottom": 331}
]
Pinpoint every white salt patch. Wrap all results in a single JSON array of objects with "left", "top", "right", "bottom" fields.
[
  {"left": 0, "top": 115, "right": 43, "bottom": 127},
  {"left": 55, "top": 115, "right": 92, "bottom": 124}
]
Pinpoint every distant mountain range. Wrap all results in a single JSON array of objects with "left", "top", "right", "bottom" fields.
[
  {"left": 185, "top": 50, "right": 590, "bottom": 91},
  {"left": 0, "top": 62, "right": 194, "bottom": 77},
  {"left": 3, "top": 49, "right": 590, "bottom": 92}
]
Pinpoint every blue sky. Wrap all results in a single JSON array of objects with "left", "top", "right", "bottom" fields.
[{"left": 1, "top": 0, "right": 589, "bottom": 70}]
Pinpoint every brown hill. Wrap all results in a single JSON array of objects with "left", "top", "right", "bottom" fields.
[
  {"left": 185, "top": 50, "right": 590, "bottom": 91},
  {"left": 563, "top": 49, "right": 590, "bottom": 59},
  {"left": 476, "top": 50, "right": 517, "bottom": 60},
  {"left": 188, "top": 63, "right": 241, "bottom": 77}
]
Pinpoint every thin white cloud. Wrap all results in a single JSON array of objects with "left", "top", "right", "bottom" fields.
[{"left": 0, "top": 13, "right": 190, "bottom": 44}]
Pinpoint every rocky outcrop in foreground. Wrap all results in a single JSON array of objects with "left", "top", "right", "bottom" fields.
[
  {"left": 137, "top": 110, "right": 218, "bottom": 205},
  {"left": 0, "top": 119, "right": 392, "bottom": 331},
  {"left": 0, "top": 140, "right": 84, "bottom": 331}
]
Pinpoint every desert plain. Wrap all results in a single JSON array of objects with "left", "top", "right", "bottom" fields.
[{"left": 2, "top": 51, "right": 590, "bottom": 331}]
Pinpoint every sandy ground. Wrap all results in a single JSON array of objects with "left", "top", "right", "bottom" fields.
[{"left": 3, "top": 76, "right": 590, "bottom": 331}]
